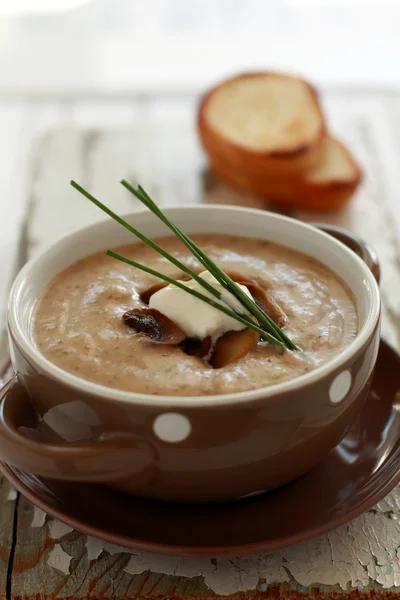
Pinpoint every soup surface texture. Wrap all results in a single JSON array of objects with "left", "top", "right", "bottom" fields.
[{"left": 33, "top": 234, "right": 358, "bottom": 396}]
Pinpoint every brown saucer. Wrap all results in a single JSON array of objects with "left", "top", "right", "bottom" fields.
[{"left": 2, "top": 339, "right": 400, "bottom": 557}]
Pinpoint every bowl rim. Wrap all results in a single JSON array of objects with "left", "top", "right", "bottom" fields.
[{"left": 8, "top": 204, "right": 381, "bottom": 408}]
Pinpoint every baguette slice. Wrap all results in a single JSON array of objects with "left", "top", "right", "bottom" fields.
[
  {"left": 209, "top": 137, "right": 362, "bottom": 212},
  {"left": 198, "top": 72, "right": 326, "bottom": 175}
]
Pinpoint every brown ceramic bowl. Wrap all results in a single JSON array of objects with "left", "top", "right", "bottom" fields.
[{"left": 1, "top": 206, "right": 381, "bottom": 503}]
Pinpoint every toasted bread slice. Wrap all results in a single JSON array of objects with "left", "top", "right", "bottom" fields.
[
  {"left": 200, "top": 120, "right": 317, "bottom": 176},
  {"left": 209, "top": 137, "right": 362, "bottom": 212},
  {"left": 275, "top": 137, "right": 363, "bottom": 210},
  {"left": 198, "top": 72, "right": 326, "bottom": 174}
]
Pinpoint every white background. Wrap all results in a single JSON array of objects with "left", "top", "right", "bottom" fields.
[{"left": 0, "top": 0, "right": 399, "bottom": 95}]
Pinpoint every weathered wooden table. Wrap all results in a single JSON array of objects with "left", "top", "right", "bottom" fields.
[{"left": 1, "top": 88, "right": 400, "bottom": 598}]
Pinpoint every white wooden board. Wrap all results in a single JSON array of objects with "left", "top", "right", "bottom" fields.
[{"left": 2, "top": 89, "right": 400, "bottom": 597}]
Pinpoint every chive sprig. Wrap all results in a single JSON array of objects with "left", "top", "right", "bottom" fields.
[
  {"left": 70, "top": 180, "right": 299, "bottom": 352},
  {"left": 106, "top": 250, "right": 285, "bottom": 349}
]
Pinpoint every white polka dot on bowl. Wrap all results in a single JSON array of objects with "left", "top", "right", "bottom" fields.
[
  {"left": 329, "top": 370, "right": 352, "bottom": 404},
  {"left": 153, "top": 413, "right": 191, "bottom": 443}
]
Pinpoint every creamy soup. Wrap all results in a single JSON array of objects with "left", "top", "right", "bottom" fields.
[{"left": 33, "top": 234, "right": 358, "bottom": 396}]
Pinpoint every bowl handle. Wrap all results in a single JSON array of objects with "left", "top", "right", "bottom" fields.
[
  {"left": 0, "top": 376, "right": 156, "bottom": 482},
  {"left": 312, "top": 223, "right": 381, "bottom": 284}
]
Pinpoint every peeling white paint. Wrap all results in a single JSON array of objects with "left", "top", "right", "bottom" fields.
[
  {"left": 7, "top": 488, "right": 17, "bottom": 501},
  {"left": 174, "top": 556, "right": 218, "bottom": 579},
  {"left": 205, "top": 558, "right": 259, "bottom": 595},
  {"left": 102, "top": 541, "right": 126, "bottom": 555},
  {"left": 85, "top": 536, "right": 126, "bottom": 561},
  {"left": 86, "top": 536, "right": 105, "bottom": 560},
  {"left": 86, "top": 535, "right": 104, "bottom": 560},
  {"left": 82, "top": 489, "right": 400, "bottom": 595},
  {"left": 48, "top": 520, "right": 74, "bottom": 539},
  {"left": 124, "top": 553, "right": 183, "bottom": 577},
  {"left": 258, "top": 554, "right": 290, "bottom": 584},
  {"left": 47, "top": 544, "right": 72, "bottom": 575},
  {"left": 377, "top": 493, "right": 400, "bottom": 513},
  {"left": 31, "top": 506, "right": 46, "bottom": 527}
]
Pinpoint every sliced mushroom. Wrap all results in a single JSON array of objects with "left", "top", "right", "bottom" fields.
[
  {"left": 210, "top": 329, "right": 258, "bottom": 369},
  {"left": 140, "top": 282, "right": 168, "bottom": 305},
  {"left": 123, "top": 308, "right": 186, "bottom": 344},
  {"left": 182, "top": 336, "right": 212, "bottom": 357},
  {"left": 226, "top": 271, "right": 286, "bottom": 328},
  {"left": 140, "top": 274, "right": 192, "bottom": 305},
  {"left": 246, "top": 283, "right": 286, "bottom": 329},
  {"left": 225, "top": 271, "right": 255, "bottom": 288}
]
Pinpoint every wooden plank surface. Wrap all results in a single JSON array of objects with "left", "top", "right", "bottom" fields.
[
  {"left": 2, "top": 89, "right": 400, "bottom": 598},
  {"left": 0, "top": 478, "right": 17, "bottom": 600},
  {"left": 0, "top": 368, "right": 20, "bottom": 599},
  {"left": 8, "top": 498, "right": 400, "bottom": 598}
]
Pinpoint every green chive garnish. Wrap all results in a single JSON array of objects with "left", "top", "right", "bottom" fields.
[
  {"left": 106, "top": 250, "right": 285, "bottom": 349},
  {"left": 70, "top": 180, "right": 299, "bottom": 352},
  {"left": 121, "top": 181, "right": 298, "bottom": 351}
]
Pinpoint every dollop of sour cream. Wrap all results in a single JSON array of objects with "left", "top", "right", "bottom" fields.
[{"left": 149, "top": 270, "right": 253, "bottom": 339}]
